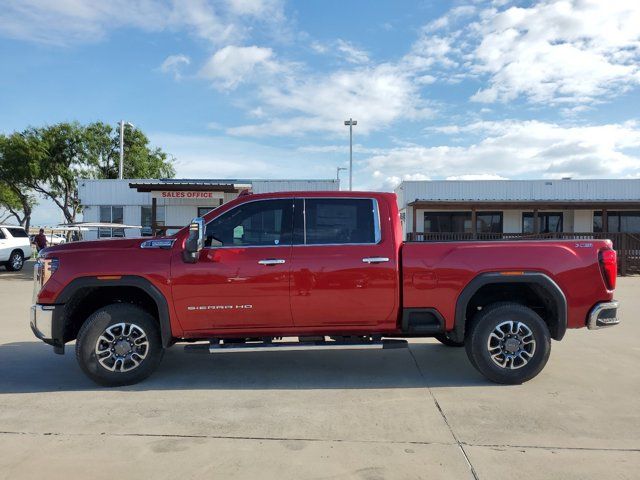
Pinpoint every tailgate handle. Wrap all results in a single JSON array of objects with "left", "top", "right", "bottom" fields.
[
  {"left": 258, "top": 259, "right": 286, "bottom": 266},
  {"left": 362, "top": 257, "right": 390, "bottom": 264}
]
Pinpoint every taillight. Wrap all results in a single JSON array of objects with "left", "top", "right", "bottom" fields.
[{"left": 599, "top": 249, "right": 617, "bottom": 290}]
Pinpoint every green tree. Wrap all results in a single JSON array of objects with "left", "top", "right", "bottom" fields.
[
  {"left": 0, "top": 134, "right": 38, "bottom": 230},
  {"left": 84, "top": 121, "right": 175, "bottom": 179},
  {"left": 0, "top": 122, "right": 175, "bottom": 226}
]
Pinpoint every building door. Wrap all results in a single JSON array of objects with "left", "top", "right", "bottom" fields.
[{"left": 171, "top": 198, "right": 294, "bottom": 332}]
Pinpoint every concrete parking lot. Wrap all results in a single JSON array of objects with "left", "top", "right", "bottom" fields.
[{"left": 1, "top": 261, "right": 638, "bottom": 479}]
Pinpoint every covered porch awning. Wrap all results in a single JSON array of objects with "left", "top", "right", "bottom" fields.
[{"left": 129, "top": 180, "right": 252, "bottom": 236}]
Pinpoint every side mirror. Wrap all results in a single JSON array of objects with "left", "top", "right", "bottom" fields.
[{"left": 182, "top": 217, "right": 205, "bottom": 263}]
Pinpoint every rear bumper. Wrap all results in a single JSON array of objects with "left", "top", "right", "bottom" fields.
[{"left": 587, "top": 301, "right": 620, "bottom": 330}]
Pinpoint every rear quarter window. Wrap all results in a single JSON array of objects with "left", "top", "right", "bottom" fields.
[
  {"left": 304, "top": 198, "right": 377, "bottom": 245},
  {"left": 7, "top": 228, "right": 28, "bottom": 238}
]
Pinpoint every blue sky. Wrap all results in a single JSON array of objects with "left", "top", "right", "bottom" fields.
[{"left": 1, "top": 0, "right": 639, "bottom": 224}]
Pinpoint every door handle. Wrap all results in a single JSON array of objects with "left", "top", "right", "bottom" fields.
[
  {"left": 258, "top": 259, "right": 286, "bottom": 266},
  {"left": 362, "top": 257, "right": 390, "bottom": 264}
]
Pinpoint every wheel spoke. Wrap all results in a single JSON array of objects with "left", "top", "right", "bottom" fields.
[
  {"left": 487, "top": 320, "right": 537, "bottom": 370},
  {"left": 95, "top": 322, "right": 150, "bottom": 373}
]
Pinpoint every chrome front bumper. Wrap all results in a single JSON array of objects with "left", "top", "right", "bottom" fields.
[
  {"left": 587, "top": 301, "right": 620, "bottom": 330},
  {"left": 30, "top": 304, "right": 56, "bottom": 340}
]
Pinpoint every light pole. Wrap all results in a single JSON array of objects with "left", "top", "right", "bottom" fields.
[
  {"left": 118, "top": 120, "right": 135, "bottom": 180},
  {"left": 336, "top": 167, "right": 347, "bottom": 189},
  {"left": 344, "top": 118, "right": 357, "bottom": 190}
]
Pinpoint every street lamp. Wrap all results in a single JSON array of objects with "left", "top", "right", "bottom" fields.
[
  {"left": 344, "top": 118, "right": 357, "bottom": 191},
  {"left": 336, "top": 167, "right": 348, "bottom": 188},
  {"left": 118, "top": 120, "right": 135, "bottom": 180}
]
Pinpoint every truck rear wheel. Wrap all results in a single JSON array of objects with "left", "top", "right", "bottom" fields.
[
  {"left": 75, "top": 304, "right": 164, "bottom": 387},
  {"left": 465, "top": 302, "right": 551, "bottom": 384}
]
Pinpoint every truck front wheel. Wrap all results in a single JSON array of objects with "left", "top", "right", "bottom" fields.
[
  {"left": 465, "top": 302, "right": 551, "bottom": 384},
  {"left": 75, "top": 304, "right": 164, "bottom": 387}
]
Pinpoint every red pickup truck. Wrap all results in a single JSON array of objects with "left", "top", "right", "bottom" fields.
[{"left": 31, "top": 191, "right": 620, "bottom": 386}]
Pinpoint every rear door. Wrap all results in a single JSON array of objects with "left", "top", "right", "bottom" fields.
[
  {"left": 171, "top": 198, "right": 295, "bottom": 332},
  {"left": 289, "top": 197, "right": 398, "bottom": 327}
]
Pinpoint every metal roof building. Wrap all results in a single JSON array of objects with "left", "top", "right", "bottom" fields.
[
  {"left": 395, "top": 178, "right": 640, "bottom": 238},
  {"left": 78, "top": 178, "right": 339, "bottom": 239}
]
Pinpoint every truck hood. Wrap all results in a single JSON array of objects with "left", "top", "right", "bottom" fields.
[{"left": 42, "top": 237, "right": 175, "bottom": 255}]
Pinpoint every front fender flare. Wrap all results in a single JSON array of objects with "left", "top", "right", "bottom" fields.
[{"left": 55, "top": 275, "right": 173, "bottom": 348}]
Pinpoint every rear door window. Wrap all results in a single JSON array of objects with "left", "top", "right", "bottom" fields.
[{"left": 303, "top": 198, "right": 378, "bottom": 245}]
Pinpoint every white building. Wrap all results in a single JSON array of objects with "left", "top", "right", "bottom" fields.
[
  {"left": 395, "top": 178, "right": 640, "bottom": 240},
  {"left": 78, "top": 178, "right": 339, "bottom": 240}
]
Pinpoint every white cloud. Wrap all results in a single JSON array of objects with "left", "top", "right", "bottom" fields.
[
  {"left": 335, "top": 39, "right": 370, "bottom": 64},
  {"left": 374, "top": 172, "right": 431, "bottom": 190},
  {"left": 0, "top": 0, "right": 284, "bottom": 46},
  {"left": 228, "top": 62, "right": 434, "bottom": 136},
  {"left": 0, "top": 0, "right": 169, "bottom": 45},
  {"left": 160, "top": 54, "right": 191, "bottom": 80},
  {"left": 424, "top": 0, "right": 640, "bottom": 105},
  {"left": 364, "top": 120, "right": 640, "bottom": 188},
  {"left": 446, "top": 174, "right": 507, "bottom": 181},
  {"left": 226, "top": 0, "right": 282, "bottom": 16},
  {"left": 199, "top": 45, "right": 280, "bottom": 89}
]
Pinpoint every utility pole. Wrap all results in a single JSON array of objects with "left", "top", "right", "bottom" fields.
[
  {"left": 344, "top": 118, "right": 357, "bottom": 190},
  {"left": 118, "top": 120, "right": 135, "bottom": 180}
]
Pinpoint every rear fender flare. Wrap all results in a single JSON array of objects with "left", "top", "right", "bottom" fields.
[{"left": 452, "top": 272, "right": 567, "bottom": 342}]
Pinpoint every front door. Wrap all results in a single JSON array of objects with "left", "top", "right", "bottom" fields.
[
  {"left": 289, "top": 198, "right": 398, "bottom": 327},
  {"left": 171, "top": 198, "right": 295, "bottom": 332}
]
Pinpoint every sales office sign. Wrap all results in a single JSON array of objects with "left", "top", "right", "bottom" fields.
[{"left": 151, "top": 190, "right": 225, "bottom": 200}]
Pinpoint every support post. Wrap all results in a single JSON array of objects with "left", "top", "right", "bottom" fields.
[
  {"left": 151, "top": 197, "right": 157, "bottom": 237},
  {"left": 602, "top": 209, "right": 608, "bottom": 233},
  {"left": 412, "top": 206, "right": 417, "bottom": 241},
  {"left": 533, "top": 209, "right": 540, "bottom": 235},
  {"left": 471, "top": 209, "right": 477, "bottom": 239}
]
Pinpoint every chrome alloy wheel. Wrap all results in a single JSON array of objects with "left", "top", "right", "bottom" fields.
[
  {"left": 487, "top": 320, "right": 536, "bottom": 370},
  {"left": 10, "top": 253, "right": 23, "bottom": 270},
  {"left": 95, "top": 323, "right": 149, "bottom": 373}
]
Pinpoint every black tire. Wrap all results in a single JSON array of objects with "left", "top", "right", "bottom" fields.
[
  {"left": 465, "top": 302, "right": 551, "bottom": 385},
  {"left": 434, "top": 333, "right": 465, "bottom": 347},
  {"left": 6, "top": 250, "right": 24, "bottom": 271},
  {"left": 75, "top": 303, "right": 164, "bottom": 387}
]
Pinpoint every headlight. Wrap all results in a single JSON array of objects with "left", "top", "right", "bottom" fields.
[{"left": 34, "top": 257, "right": 59, "bottom": 290}]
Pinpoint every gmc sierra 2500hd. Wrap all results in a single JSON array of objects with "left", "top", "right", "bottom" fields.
[{"left": 30, "top": 191, "right": 620, "bottom": 386}]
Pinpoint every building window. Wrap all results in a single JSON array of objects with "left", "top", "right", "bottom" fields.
[
  {"left": 198, "top": 201, "right": 222, "bottom": 218},
  {"left": 522, "top": 212, "right": 563, "bottom": 233},
  {"left": 594, "top": 211, "right": 640, "bottom": 233},
  {"left": 141, "top": 206, "right": 166, "bottom": 236},
  {"left": 476, "top": 212, "right": 503, "bottom": 233},
  {"left": 424, "top": 212, "right": 472, "bottom": 233},
  {"left": 99, "top": 206, "right": 124, "bottom": 238}
]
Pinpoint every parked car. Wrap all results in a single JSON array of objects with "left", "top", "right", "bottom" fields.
[
  {"left": 0, "top": 225, "right": 33, "bottom": 271},
  {"left": 30, "top": 192, "right": 619, "bottom": 386},
  {"left": 47, "top": 233, "right": 67, "bottom": 245}
]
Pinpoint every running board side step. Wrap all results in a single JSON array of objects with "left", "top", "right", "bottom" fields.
[{"left": 184, "top": 339, "right": 407, "bottom": 354}]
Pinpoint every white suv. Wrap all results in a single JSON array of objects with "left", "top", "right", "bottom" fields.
[{"left": 0, "top": 225, "right": 33, "bottom": 271}]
